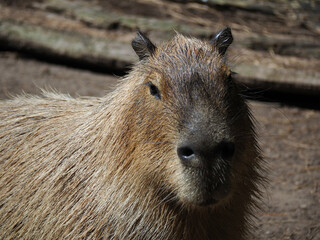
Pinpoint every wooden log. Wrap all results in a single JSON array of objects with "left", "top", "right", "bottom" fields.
[
  {"left": 35, "top": 0, "right": 320, "bottom": 60},
  {"left": 36, "top": 0, "right": 211, "bottom": 38},
  {"left": 0, "top": 20, "right": 135, "bottom": 72},
  {"left": 234, "top": 64, "right": 320, "bottom": 96}
]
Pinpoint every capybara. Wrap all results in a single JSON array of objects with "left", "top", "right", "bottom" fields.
[{"left": 0, "top": 28, "right": 264, "bottom": 239}]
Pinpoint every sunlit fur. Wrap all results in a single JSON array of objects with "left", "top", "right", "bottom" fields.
[{"left": 0, "top": 34, "right": 264, "bottom": 239}]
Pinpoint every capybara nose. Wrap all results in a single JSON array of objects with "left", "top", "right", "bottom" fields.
[
  {"left": 177, "top": 141, "right": 235, "bottom": 168},
  {"left": 177, "top": 145, "right": 196, "bottom": 164},
  {"left": 220, "top": 141, "right": 235, "bottom": 160}
]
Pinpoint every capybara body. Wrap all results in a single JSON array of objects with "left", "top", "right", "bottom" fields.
[{"left": 0, "top": 28, "right": 263, "bottom": 239}]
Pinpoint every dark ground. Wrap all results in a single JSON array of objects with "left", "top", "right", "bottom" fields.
[{"left": 0, "top": 52, "right": 319, "bottom": 239}]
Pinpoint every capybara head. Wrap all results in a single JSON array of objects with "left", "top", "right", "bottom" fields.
[{"left": 128, "top": 28, "right": 255, "bottom": 207}]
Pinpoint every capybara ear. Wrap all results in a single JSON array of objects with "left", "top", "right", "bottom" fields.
[
  {"left": 131, "top": 31, "right": 156, "bottom": 60},
  {"left": 210, "top": 27, "right": 233, "bottom": 56}
]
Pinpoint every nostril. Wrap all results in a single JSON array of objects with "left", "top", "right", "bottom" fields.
[
  {"left": 220, "top": 142, "right": 235, "bottom": 160},
  {"left": 177, "top": 146, "right": 195, "bottom": 161}
]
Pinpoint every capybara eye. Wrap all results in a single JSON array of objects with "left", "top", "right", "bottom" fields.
[
  {"left": 145, "top": 81, "right": 161, "bottom": 100},
  {"left": 228, "top": 71, "right": 237, "bottom": 82},
  {"left": 225, "top": 73, "right": 232, "bottom": 84}
]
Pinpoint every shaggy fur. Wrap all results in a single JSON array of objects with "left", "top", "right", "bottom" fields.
[{"left": 0, "top": 32, "right": 264, "bottom": 239}]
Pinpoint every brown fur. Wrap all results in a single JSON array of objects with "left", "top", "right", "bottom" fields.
[{"left": 0, "top": 32, "right": 264, "bottom": 239}]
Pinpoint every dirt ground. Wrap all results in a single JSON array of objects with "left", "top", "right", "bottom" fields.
[{"left": 0, "top": 52, "right": 319, "bottom": 239}]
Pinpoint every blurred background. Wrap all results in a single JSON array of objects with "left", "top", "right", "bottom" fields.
[{"left": 0, "top": 0, "right": 319, "bottom": 239}]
